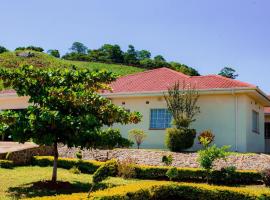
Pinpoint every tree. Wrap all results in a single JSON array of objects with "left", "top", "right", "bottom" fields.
[
  {"left": 137, "top": 50, "right": 151, "bottom": 60},
  {"left": 128, "top": 129, "right": 147, "bottom": 149},
  {"left": 98, "top": 44, "right": 124, "bottom": 63},
  {"left": 218, "top": 67, "right": 238, "bottom": 79},
  {"left": 0, "top": 66, "right": 141, "bottom": 183},
  {"left": 47, "top": 49, "right": 60, "bottom": 58},
  {"left": 153, "top": 55, "right": 169, "bottom": 68},
  {"left": 69, "top": 42, "right": 88, "bottom": 54},
  {"left": 123, "top": 45, "right": 139, "bottom": 65},
  {"left": 170, "top": 62, "right": 200, "bottom": 76},
  {"left": 0, "top": 46, "right": 8, "bottom": 54},
  {"left": 154, "top": 55, "right": 166, "bottom": 62}
]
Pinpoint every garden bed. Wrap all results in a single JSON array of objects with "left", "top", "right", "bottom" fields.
[{"left": 58, "top": 146, "right": 270, "bottom": 170}]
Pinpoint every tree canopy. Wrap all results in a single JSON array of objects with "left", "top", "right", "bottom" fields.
[
  {"left": 0, "top": 66, "right": 141, "bottom": 182},
  {"left": 47, "top": 49, "right": 60, "bottom": 58},
  {"left": 218, "top": 67, "right": 238, "bottom": 79},
  {"left": 0, "top": 46, "right": 8, "bottom": 54}
]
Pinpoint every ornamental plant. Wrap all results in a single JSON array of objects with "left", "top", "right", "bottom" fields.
[
  {"left": 198, "top": 130, "right": 215, "bottom": 148},
  {"left": 128, "top": 129, "right": 147, "bottom": 149},
  {"left": 0, "top": 66, "right": 141, "bottom": 183},
  {"left": 164, "top": 81, "right": 199, "bottom": 151}
]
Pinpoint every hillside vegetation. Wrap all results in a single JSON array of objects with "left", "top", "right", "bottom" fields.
[{"left": 0, "top": 50, "right": 144, "bottom": 76}]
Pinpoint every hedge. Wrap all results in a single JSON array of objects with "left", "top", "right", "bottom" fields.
[
  {"left": 26, "top": 181, "right": 270, "bottom": 200},
  {"left": 135, "top": 165, "right": 262, "bottom": 184},
  {"left": 32, "top": 156, "right": 262, "bottom": 184},
  {"left": 32, "top": 156, "right": 103, "bottom": 174},
  {"left": 0, "top": 159, "right": 14, "bottom": 169}
]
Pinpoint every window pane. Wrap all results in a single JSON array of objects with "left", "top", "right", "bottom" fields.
[{"left": 150, "top": 109, "right": 172, "bottom": 129}]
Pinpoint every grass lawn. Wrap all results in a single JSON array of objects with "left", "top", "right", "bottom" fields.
[{"left": 0, "top": 166, "right": 141, "bottom": 200}]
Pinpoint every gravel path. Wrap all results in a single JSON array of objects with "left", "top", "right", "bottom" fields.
[{"left": 58, "top": 145, "right": 270, "bottom": 170}]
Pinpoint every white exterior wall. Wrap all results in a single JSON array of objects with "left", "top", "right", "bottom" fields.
[
  {"left": 245, "top": 96, "right": 265, "bottom": 152},
  {"left": 111, "top": 93, "right": 265, "bottom": 152}
]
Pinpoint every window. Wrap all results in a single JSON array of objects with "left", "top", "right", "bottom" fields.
[
  {"left": 252, "top": 110, "right": 259, "bottom": 133},
  {"left": 265, "top": 122, "right": 270, "bottom": 139},
  {"left": 150, "top": 109, "right": 172, "bottom": 129}
]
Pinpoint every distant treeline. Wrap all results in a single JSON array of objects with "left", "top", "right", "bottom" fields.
[{"left": 0, "top": 42, "right": 200, "bottom": 76}]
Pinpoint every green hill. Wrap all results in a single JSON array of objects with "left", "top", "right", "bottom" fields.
[{"left": 0, "top": 50, "right": 145, "bottom": 76}]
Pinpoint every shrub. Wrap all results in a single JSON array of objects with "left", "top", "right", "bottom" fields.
[
  {"left": 0, "top": 160, "right": 14, "bottom": 169},
  {"left": 75, "top": 150, "right": 82, "bottom": 160},
  {"left": 166, "top": 167, "right": 179, "bottom": 181},
  {"left": 69, "top": 166, "right": 81, "bottom": 174},
  {"left": 162, "top": 154, "right": 173, "bottom": 166},
  {"left": 128, "top": 129, "right": 147, "bottom": 149},
  {"left": 198, "top": 145, "right": 230, "bottom": 170},
  {"left": 210, "top": 166, "right": 237, "bottom": 185},
  {"left": 28, "top": 181, "right": 270, "bottom": 200},
  {"left": 92, "top": 159, "right": 118, "bottom": 184},
  {"left": 261, "top": 169, "right": 270, "bottom": 186},
  {"left": 117, "top": 157, "right": 137, "bottom": 179},
  {"left": 198, "top": 130, "right": 215, "bottom": 147},
  {"left": 165, "top": 127, "right": 196, "bottom": 152},
  {"left": 32, "top": 156, "right": 103, "bottom": 174}
]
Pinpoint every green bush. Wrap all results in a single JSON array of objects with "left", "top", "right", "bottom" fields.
[
  {"left": 166, "top": 167, "right": 179, "bottom": 181},
  {"left": 0, "top": 160, "right": 14, "bottom": 169},
  {"left": 117, "top": 157, "right": 137, "bottom": 179},
  {"left": 165, "top": 127, "right": 196, "bottom": 152},
  {"left": 135, "top": 165, "right": 261, "bottom": 184},
  {"left": 32, "top": 156, "right": 103, "bottom": 174},
  {"left": 197, "top": 145, "right": 230, "bottom": 170},
  {"left": 30, "top": 181, "right": 270, "bottom": 200},
  {"left": 92, "top": 159, "right": 118, "bottom": 184},
  {"left": 161, "top": 154, "right": 173, "bottom": 166}
]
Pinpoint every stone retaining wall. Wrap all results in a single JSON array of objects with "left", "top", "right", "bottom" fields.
[{"left": 0, "top": 145, "right": 54, "bottom": 165}]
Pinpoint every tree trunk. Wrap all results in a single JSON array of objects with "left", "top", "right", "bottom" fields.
[
  {"left": 51, "top": 141, "right": 58, "bottom": 183},
  {"left": 1, "top": 134, "right": 4, "bottom": 141}
]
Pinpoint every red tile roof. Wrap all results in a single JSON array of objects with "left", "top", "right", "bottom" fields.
[
  {"left": 265, "top": 107, "right": 270, "bottom": 114},
  {"left": 106, "top": 67, "right": 256, "bottom": 94}
]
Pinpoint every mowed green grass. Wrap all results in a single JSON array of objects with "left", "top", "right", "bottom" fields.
[{"left": 0, "top": 166, "right": 141, "bottom": 200}]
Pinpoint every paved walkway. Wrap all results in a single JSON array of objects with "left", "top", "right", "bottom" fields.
[{"left": 0, "top": 142, "right": 38, "bottom": 154}]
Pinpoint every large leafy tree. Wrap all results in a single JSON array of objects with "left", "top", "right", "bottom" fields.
[
  {"left": 0, "top": 46, "right": 8, "bottom": 54},
  {"left": 0, "top": 66, "right": 141, "bottom": 182},
  {"left": 69, "top": 42, "right": 88, "bottom": 54},
  {"left": 123, "top": 45, "right": 139, "bottom": 65},
  {"left": 47, "top": 49, "right": 60, "bottom": 58},
  {"left": 218, "top": 67, "right": 238, "bottom": 79}
]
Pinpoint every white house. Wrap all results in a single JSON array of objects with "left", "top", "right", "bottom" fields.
[
  {"left": 1, "top": 67, "right": 270, "bottom": 152},
  {"left": 102, "top": 68, "right": 270, "bottom": 152}
]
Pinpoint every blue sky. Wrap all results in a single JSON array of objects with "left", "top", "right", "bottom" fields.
[{"left": 1, "top": 0, "right": 270, "bottom": 93}]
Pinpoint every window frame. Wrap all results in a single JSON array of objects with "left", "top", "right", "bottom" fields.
[
  {"left": 252, "top": 110, "right": 260, "bottom": 134},
  {"left": 149, "top": 108, "right": 172, "bottom": 130}
]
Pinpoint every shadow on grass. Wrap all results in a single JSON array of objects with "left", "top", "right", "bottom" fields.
[{"left": 7, "top": 181, "right": 109, "bottom": 199}]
